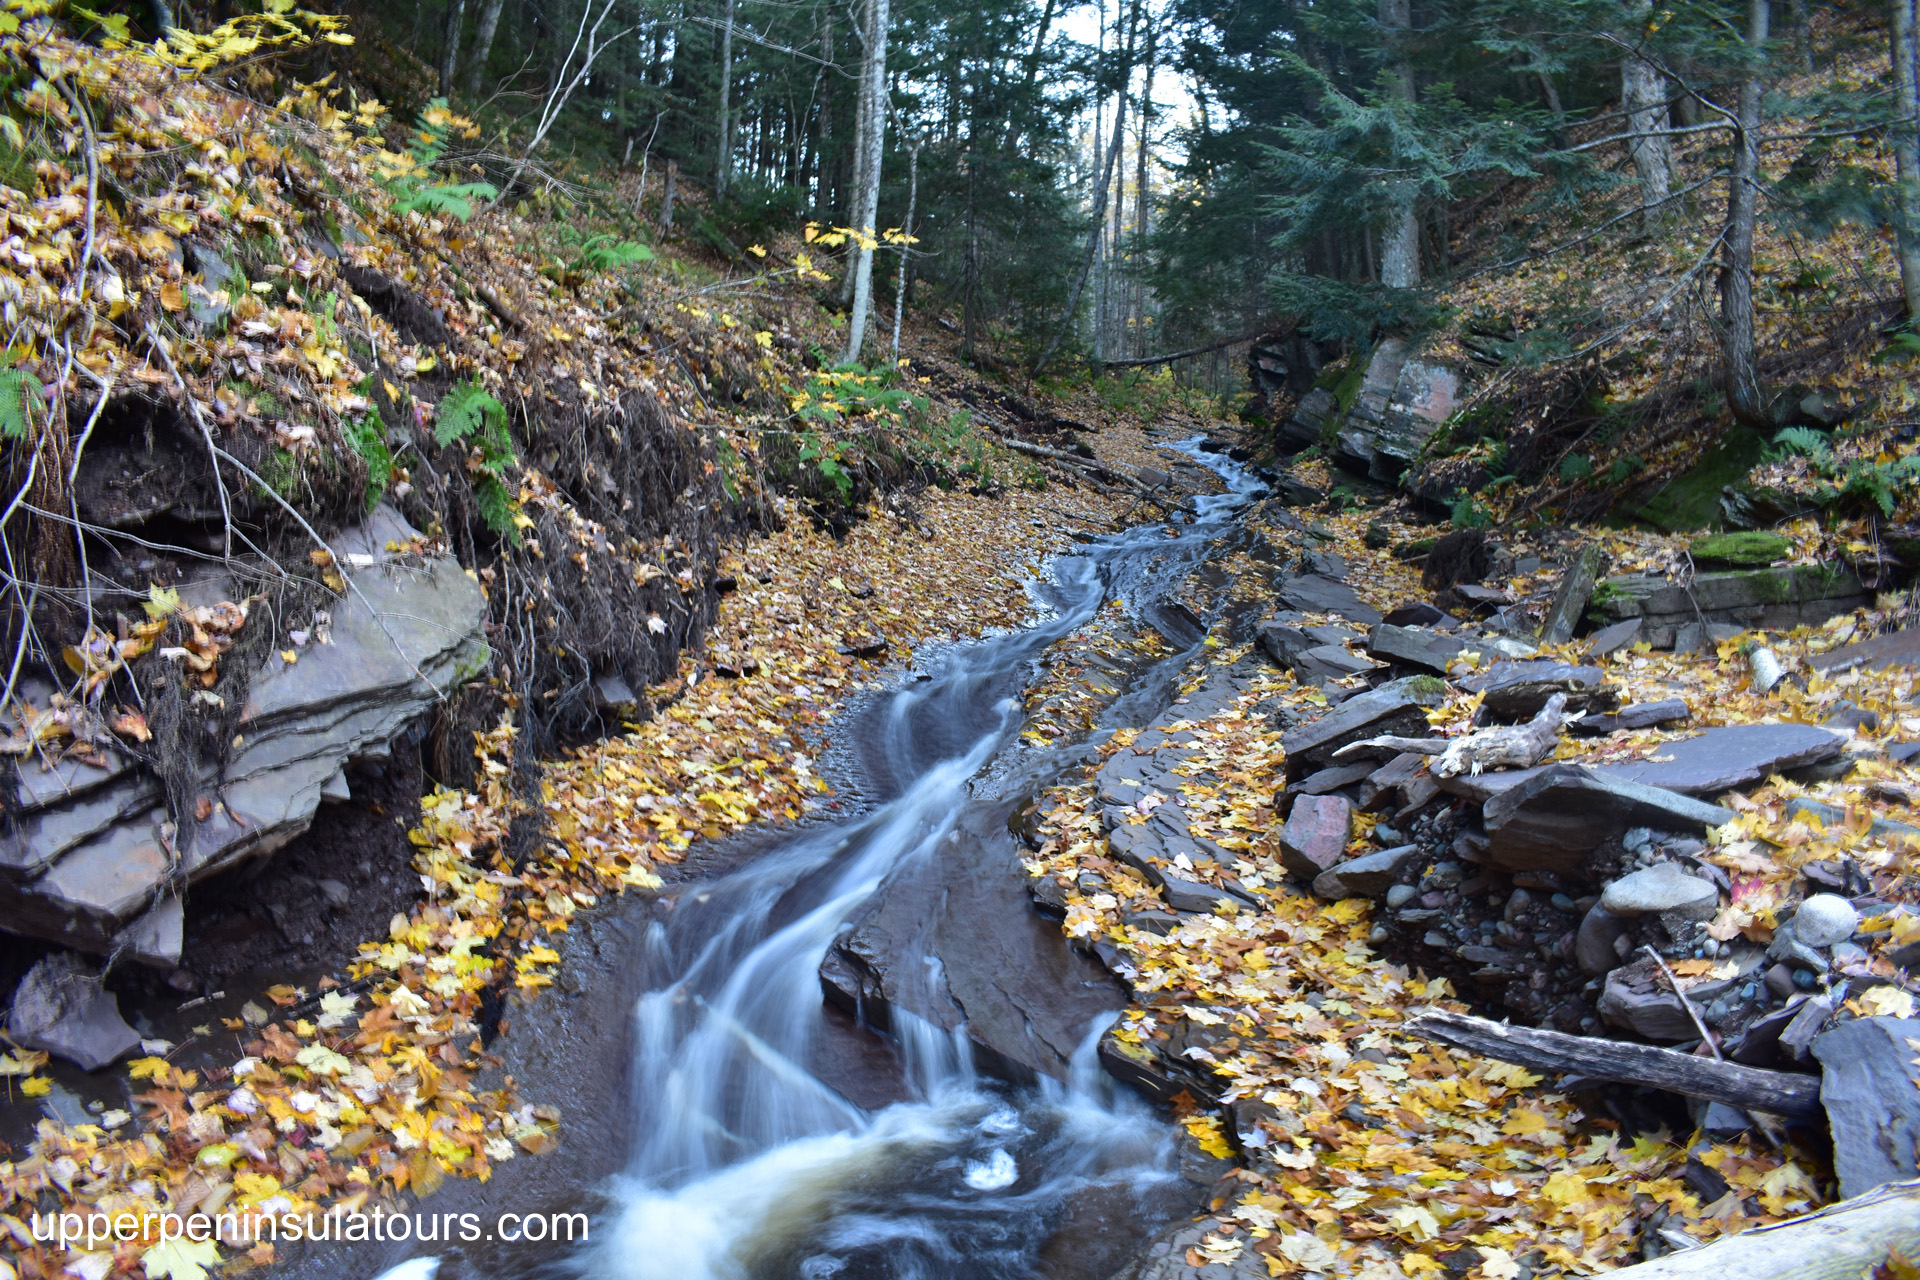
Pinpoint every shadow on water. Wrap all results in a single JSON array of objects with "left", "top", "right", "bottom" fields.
[{"left": 341, "top": 441, "right": 1266, "bottom": 1280}]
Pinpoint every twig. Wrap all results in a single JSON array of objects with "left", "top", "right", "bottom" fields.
[{"left": 1641, "top": 944, "right": 1784, "bottom": 1151}]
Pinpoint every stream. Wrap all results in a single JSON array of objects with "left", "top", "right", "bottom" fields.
[{"left": 370, "top": 440, "right": 1266, "bottom": 1280}]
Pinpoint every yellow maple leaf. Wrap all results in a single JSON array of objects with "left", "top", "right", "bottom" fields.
[
  {"left": 128, "top": 1056, "right": 174, "bottom": 1082},
  {"left": 19, "top": 1076, "right": 51, "bottom": 1096},
  {"left": 1501, "top": 1108, "right": 1552, "bottom": 1136}
]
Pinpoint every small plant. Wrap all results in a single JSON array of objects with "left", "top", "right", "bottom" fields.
[
  {"left": 1605, "top": 454, "right": 1645, "bottom": 485},
  {"left": 570, "top": 233, "right": 654, "bottom": 272},
  {"left": 1770, "top": 425, "right": 1831, "bottom": 462},
  {"left": 382, "top": 100, "right": 498, "bottom": 222},
  {"left": 345, "top": 392, "right": 392, "bottom": 512},
  {"left": 434, "top": 380, "right": 523, "bottom": 540},
  {"left": 1557, "top": 453, "right": 1593, "bottom": 483},
  {"left": 0, "top": 349, "right": 42, "bottom": 441},
  {"left": 797, "top": 431, "right": 851, "bottom": 500},
  {"left": 1769, "top": 425, "right": 1920, "bottom": 518},
  {"left": 1449, "top": 493, "right": 1492, "bottom": 529}
]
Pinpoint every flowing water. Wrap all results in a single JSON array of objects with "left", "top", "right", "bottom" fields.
[{"left": 378, "top": 442, "right": 1265, "bottom": 1280}]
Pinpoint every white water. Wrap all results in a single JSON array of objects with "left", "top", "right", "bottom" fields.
[{"left": 377, "top": 443, "right": 1266, "bottom": 1280}]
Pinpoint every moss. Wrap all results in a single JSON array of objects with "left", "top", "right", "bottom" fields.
[
  {"left": 1618, "top": 426, "right": 1769, "bottom": 532},
  {"left": 1405, "top": 674, "right": 1448, "bottom": 702},
  {"left": 1394, "top": 536, "right": 1438, "bottom": 561},
  {"left": 1749, "top": 567, "right": 1797, "bottom": 604},
  {"left": 1690, "top": 530, "right": 1790, "bottom": 567}
]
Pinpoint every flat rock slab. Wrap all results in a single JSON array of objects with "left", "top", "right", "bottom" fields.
[
  {"left": 1280, "top": 683, "right": 1438, "bottom": 779},
  {"left": 1289, "top": 762, "right": 1374, "bottom": 797},
  {"left": 1599, "top": 960, "right": 1704, "bottom": 1042},
  {"left": 1585, "top": 618, "right": 1643, "bottom": 658},
  {"left": 1312, "top": 844, "right": 1418, "bottom": 900},
  {"left": 1812, "top": 1016, "right": 1920, "bottom": 1198},
  {"left": 1808, "top": 627, "right": 1920, "bottom": 675},
  {"left": 1784, "top": 796, "right": 1920, "bottom": 845},
  {"left": 1366, "top": 624, "right": 1464, "bottom": 675},
  {"left": 1459, "top": 660, "right": 1619, "bottom": 718},
  {"left": 1298, "top": 644, "right": 1381, "bottom": 678},
  {"left": 1276, "top": 574, "right": 1382, "bottom": 624},
  {"left": 1483, "top": 764, "right": 1735, "bottom": 872},
  {"left": 1601, "top": 863, "right": 1719, "bottom": 920},
  {"left": 1568, "top": 699, "right": 1691, "bottom": 737},
  {"left": 1596, "top": 723, "right": 1844, "bottom": 796},
  {"left": 7, "top": 952, "right": 140, "bottom": 1070}
]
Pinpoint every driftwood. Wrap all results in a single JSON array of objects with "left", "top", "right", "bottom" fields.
[
  {"left": 993, "top": 434, "right": 1195, "bottom": 514},
  {"left": 1335, "top": 692, "right": 1567, "bottom": 777},
  {"left": 1599, "top": 1179, "right": 1920, "bottom": 1278},
  {"left": 1406, "top": 1008, "right": 1823, "bottom": 1119}
]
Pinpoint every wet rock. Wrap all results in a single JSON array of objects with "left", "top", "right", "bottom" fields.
[
  {"left": 1280, "top": 794, "right": 1353, "bottom": 880},
  {"left": 1280, "top": 683, "right": 1438, "bottom": 780},
  {"left": 1575, "top": 905, "right": 1630, "bottom": 975},
  {"left": 1121, "top": 909, "right": 1181, "bottom": 936},
  {"left": 1482, "top": 764, "right": 1734, "bottom": 873},
  {"left": 7, "top": 952, "right": 141, "bottom": 1070},
  {"left": 112, "top": 892, "right": 183, "bottom": 968},
  {"left": 1812, "top": 1017, "right": 1920, "bottom": 1198},
  {"left": 1276, "top": 574, "right": 1382, "bottom": 624},
  {"left": 1366, "top": 624, "right": 1465, "bottom": 675},
  {"left": 1585, "top": 618, "right": 1643, "bottom": 658},
  {"left": 1289, "top": 762, "right": 1373, "bottom": 797},
  {"left": 1567, "top": 699, "right": 1691, "bottom": 737},
  {"left": 1296, "top": 643, "right": 1382, "bottom": 679},
  {"left": 1600, "top": 864, "right": 1719, "bottom": 921},
  {"left": 1312, "top": 844, "right": 1418, "bottom": 900},
  {"left": 1459, "top": 660, "right": 1620, "bottom": 718},
  {"left": 1538, "top": 544, "right": 1607, "bottom": 646},
  {"left": 1792, "top": 893, "right": 1860, "bottom": 947}
]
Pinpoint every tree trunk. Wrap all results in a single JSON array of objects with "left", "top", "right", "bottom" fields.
[
  {"left": 1891, "top": 0, "right": 1920, "bottom": 319},
  {"left": 841, "top": 0, "right": 891, "bottom": 364},
  {"left": 1621, "top": 0, "right": 1673, "bottom": 227},
  {"left": 463, "top": 0, "right": 505, "bottom": 96},
  {"left": 716, "top": 0, "right": 735, "bottom": 201},
  {"left": 1378, "top": 0, "right": 1420, "bottom": 289},
  {"left": 890, "top": 141, "right": 919, "bottom": 360},
  {"left": 1721, "top": 0, "right": 1769, "bottom": 424},
  {"left": 818, "top": 8, "right": 835, "bottom": 212},
  {"left": 440, "top": 0, "right": 467, "bottom": 97},
  {"left": 1578, "top": 1181, "right": 1920, "bottom": 1279},
  {"left": 838, "top": 0, "right": 873, "bottom": 309},
  {"left": 1033, "top": 49, "right": 1132, "bottom": 371},
  {"left": 1133, "top": 23, "right": 1154, "bottom": 358},
  {"left": 1790, "top": 0, "right": 1816, "bottom": 72},
  {"left": 1001, "top": 0, "right": 1058, "bottom": 151},
  {"left": 660, "top": 160, "right": 677, "bottom": 228}
]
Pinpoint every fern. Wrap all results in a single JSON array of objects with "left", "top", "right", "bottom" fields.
[
  {"left": 393, "top": 182, "right": 499, "bottom": 221},
  {"left": 344, "top": 403, "right": 393, "bottom": 511},
  {"left": 473, "top": 472, "right": 520, "bottom": 542},
  {"left": 435, "top": 380, "right": 507, "bottom": 449},
  {"left": 571, "top": 234, "right": 655, "bottom": 271},
  {"left": 0, "top": 362, "right": 41, "bottom": 441},
  {"left": 1771, "top": 426, "right": 1832, "bottom": 462},
  {"left": 382, "top": 99, "right": 498, "bottom": 223},
  {"left": 1557, "top": 453, "right": 1592, "bottom": 483}
]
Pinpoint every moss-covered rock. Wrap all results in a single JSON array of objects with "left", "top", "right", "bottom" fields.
[
  {"left": 1691, "top": 531, "right": 1791, "bottom": 568},
  {"left": 1617, "top": 427, "right": 1769, "bottom": 532}
]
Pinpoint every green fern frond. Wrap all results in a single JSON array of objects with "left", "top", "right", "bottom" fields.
[
  {"left": 435, "top": 380, "right": 507, "bottom": 449},
  {"left": 0, "top": 366, "right": 40, "bottom": 441},
  {"left": 473, "top": 471, "right": 522, "bottom": 543},
  {"left": 1771, "top": 426, "right": 1831, "bottom": 462}
]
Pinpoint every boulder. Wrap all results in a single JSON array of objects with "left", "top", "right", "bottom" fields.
[
  {"left": 1538, "top": 544, "right": 1608, "bottom": 646},
  {"left": 1312, "top": 844, "right": 1418, "bottom": 900},
  {"left": 1790, "top": 893, "right": 1859, "bottom": 947},
  {"left": 1812, "top": 1017, "right": 1920, "bottom": 1198},
  {"left": 1280, "top": 794, "right": 1353, "bottom": 880},
  {"left": 1276, "top": 574, "right": 1382, "bottom": 624},
  {"left": 1280, "top": 682, "right": 1441, "bottom": 780},
  {"left": 1331, "top": 339, "right": 1464, "bottom": 482},
  {"left": 7, "top": 952, "right": 141, "bottom": 1070},
  {"left": 1588, "top": 564, "right": 1870, "bottom": 648},
  {"left": 1598, "top": 959, "right": 1707, "bottom": 1042},
  {"left": 1482, "top": 764, "right": 1735, "bottom": 872},
  {"left": 1600, "top": 864, "right": 1720, "bottom": 921},
  {"left": 1366, "top": 624, "right": 1464, "bottom": 675},
  {"left": 1382, "top": 602, "right": 1449, "bottom": 628},
  {"left": 0, "top": 506, "right": 487, "bottom": 953},
  {"left": 1567, "top": 699, "right": 1691, "bottom": 737},
  {"left": 1273, "top": 388, "right": 1335, "bottom": 456},
  {"left": 1459, "top": 660, "right": 1620, "bottom": 718}
]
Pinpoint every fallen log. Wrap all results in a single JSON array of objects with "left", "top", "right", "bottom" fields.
[
  {"left": 1598, "top": 1179, "right": 1920, "bottom": 1278},
  {"left": 1406, "top": 1009, "right": 1823, "bottom": 1119},
  {"left": 1336, "top": 693, "right": 1567, "bottom": 778}
]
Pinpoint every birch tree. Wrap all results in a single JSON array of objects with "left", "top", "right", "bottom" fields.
[
  {"left": 842, "top": 0, "right": 891, "bottom": 363},
  {"left": 1621, "top": 0, "right": 1673, "bottom": 227},
  {"left": 1377, "top": 0, "right": 1419, "bottom": 289},
  {"left": 1892, "top": 0, "right": 1920, "bottom": 318}
]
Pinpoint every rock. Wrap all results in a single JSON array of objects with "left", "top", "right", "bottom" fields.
[
  {"left": 1422, "top": 529, "right": 1491, "bottom": 591},
  {"left": 1595, "top": 724, "right": 1845, "bottom": 797},
  {"left": 1584, "top": 618, "right": 1643, "bottom": 658},
  {"left": 1383, "top": 601, "right": 1448, "bottom": 628},
  {"left": 1312, "top": 844, "right": 1418, "bottom": 899},
  {"left": 1160, "top": 874, "right": 1256, "bottom": 915},
  {"left": 1600, "top": 864, "right": 1720, "bottom": 921},
  {"left": 1276, "top": 574, "right": 1382, "bottom": 624},
  {"left": 1386, "top": 884, "right": 1419, "bottom": 909},
  {"left": 1792, "top": 893, "right": 1860, "bottom": 947},
  {"left": 1783, "top": 796, "right": 1920, "bottom": 845},
  {"left": 1458, "top": 660, "right": 1619, "bottom": 718},
  {"left": 7, "top": 952, "right": 141, "bottom": 1070},
  {"left": 1598, "top": 958, "right": 1705, "bottom": 1042},
  {"left": 1482, "top": 764, "right": 1736, "bottom": 872},
  {"left": 1538, "top": 544, "right": 1608, "bottom": 646},
  {"left": 1280, "top": 682, "right": 1440, "bottom": 780},
  {"left": 1566, "top": 699, "right": 1691, "bottom": 737},
  {"left": 1812, "top": 1017, "right": 1920, "bottom": 1198},
  {"left": 0, "top": 506, "right": 487, "bottom": 953},
  {"left": 1330, "top": 340, "right": 1465, "bottom": 482},
  {"left": 112, "top": 892, "right": 183, "bottom": 968},
  {"left": 1823, "top": 702, "right": 1880, "bottom": 733},
  {"left": 1588, "top": 564, "right": 1870, "bottom": 648},
  {"left": 317, "top": 878, "right": 352, "bottom": 909},
  {"left": 1290, "top": 762, "right": 1374, "bottom": 797},
  {"left": 1357, "top": 752, "right": 1432, "bottom": 813},
  {"left": 1296, "top": 643, "right": 1382, "bottom": 679},
  {"left": 1280, "top": 794, "right": 1353, "bottom": 880},
  {"left": 1690, "top": 531, "right": 1791, "bottom": 568},
  {"left": 1256, "top": 622, "right": 1314, "bottom": 670},
  {"left": 1808, "top": 626, "right": 1920, "bottom": 675},
  {"left": 1274, "top": 388, "right": 1336, "bottom": 456},
  {"left": 1766, "top": 920, "right": 1832, "bottom": 973},
  {"left": 1778, "top": 993, "right": 1833, "bottom": 1062},
  {"left": 1575, "top": 904, "right": 1629, "bottom": 975},
  {"left": 1366, "top": 624, "right": 1465, "bottom": 675},
  {"left": 1274, "top": 474, "right": 1323, "bottom": 506}
]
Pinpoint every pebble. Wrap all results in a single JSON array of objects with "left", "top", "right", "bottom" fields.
[
  {"left": 1368, "top": 925, "right": 1390, "bottom": 945},
  {"left": 1385, "top": 884, "right": 1418, "bottom": 909},
  {"left": 1832, "top": 941, "right": 1869, "bottom": 966},
  {"left": 1792, "top": 893, "right": 1859, "bottom": 947},
  {"left": 1600, "top": 863, "right": 1719, "bottom": 920},
  {"left": 1793, "top": 968, "right": 1818, "bottom": 991},
  {"left": 1550, "top": 892, "right": 1577, "bottom": 912},
  {"left": 1623, "top": 827, "right": 1655, "bottom": 855}
]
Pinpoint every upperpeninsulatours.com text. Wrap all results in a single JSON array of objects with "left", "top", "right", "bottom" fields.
[{"left": 34, "top": 1207, "right": 589, "bottom": 1249}]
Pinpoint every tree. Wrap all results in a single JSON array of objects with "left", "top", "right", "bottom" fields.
[
  {"left": 1377, "top": 0, "right": 1419, "bottom": 289},
  {"left": 1720, "top": 0, "right": 1769, "bottom": 424},
  {"left": 842, "top": 0, "right": 892, "bottom": 363},
  {"left": 1891, "top": 0, "right": 1920, "bottom": 318},
  {"left": 1619, "top": 0, "right": 1673, "bottom": 226}
]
